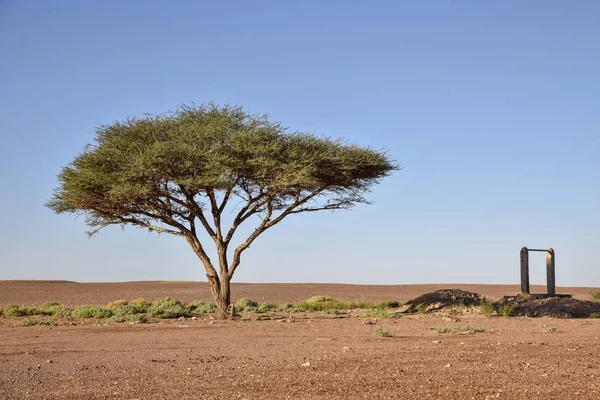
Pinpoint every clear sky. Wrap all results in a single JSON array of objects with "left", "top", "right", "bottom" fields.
[{"left": 1, "top": 1, "right": 598, "bottom": 286}]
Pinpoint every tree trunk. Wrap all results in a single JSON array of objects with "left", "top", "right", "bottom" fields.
[{"left": 208, "top": 274, "right": 231, "bottom": 319}]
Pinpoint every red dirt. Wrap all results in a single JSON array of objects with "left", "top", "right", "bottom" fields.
[{"left": 1, "top": 281, "right": 599, "bottom": 399}]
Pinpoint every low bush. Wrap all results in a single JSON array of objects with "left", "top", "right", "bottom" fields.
[
  {"left": 128, "top": 298, "right": 151, "bottom": 314},
  {"left": 72, "top": 305, "right": 113, "bottom": 319},
  {"left": 40, "top": 301, "right": 68, "bottom": 316},
  {"left": 295, "top": 296, "right": 376, "bottom": 312},
  {"left": 375, "top": 300, "right": 402, "bottom": 309},
  {"left": 147, "top": 297, "right": 190, "bottom": 318},
  {"left": 108, "top": 313, "right": 148, "bottom": 323},
  {"left": 3, "top": 304, "right": 42, "bottom": 317},
  {"left": 416, "top": 303, "right": 427, "bottom": 314},
  {"left": 235, "top": 298, "right": 259, "bottom": 312},
  {"left": 589, "top": 289, "right": 600, "bottom": 302},
  {"left": 258, "top": 302, "right": 277, "bottom": 313},
  {"left": 591, "top": 312, "right": 599, "bottom": 319},
  {"left": 374, "top": 327, "right": 393, "bottom": 337},
  {"left": 480, "top": 301, "right": 496, "bottom": 316},
  {"left": 189, "top": 301, "right": 217, "bottom": 314},
  {"left": 498, "top": 305, "right": 514, "bottom": 317}
]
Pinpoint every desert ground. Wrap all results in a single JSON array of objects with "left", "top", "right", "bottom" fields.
[{"left": 1, "top": 281, "right": 599, "bottom": 399}]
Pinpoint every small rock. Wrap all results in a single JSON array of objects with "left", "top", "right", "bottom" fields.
[
  {"left": 191, "top": 317, "right": 198, "bottom": 321},
  {"left": 342, "top": 347, "right": 350, "bottom": 351},
  {"left": 178, "top": 316, "right": 185, "bottom": 321},
  {"left": 443, "top": 316, "right": 460, "bottom": 322},
  {"left": 46, "top": 360, "right": 52, "bottom": 363},
  {"left": 301, "top": 361, "right": 311, "bottom": 367},
  {"left": 444, "top": 364, "right": 451, "bottom": 368},
  {"left": 363, "top": 321, "right": 375, "bottom": 325},
  {"left": 433, "top": 340, "right": 440, "bottom": 344}
]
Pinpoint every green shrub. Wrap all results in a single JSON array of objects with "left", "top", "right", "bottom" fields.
[
  {"left": 463, "top": 326, "right": 485, "bottom": 333},
  {"left": 235, "top": 298, "right": 259, "bottom": 312},
  {"left": 72, "top": 305, "right": 113, "bottom": 319},
  {"left": 147, "top": 297, "right": 190, "bottom": 318},
  {"left": 416, "top": 303, "right": 427, "bottom": 314},
  {"left": 108, "top": 313, "right": 148, "bottom": 323},
  {"left": 189, "top": 301, "right": 217, "bottom": 314},
  {"left": 258, "top": 302, "right": 277, "bottom": 313},
  {"left": 106, "top": 300, "right": 129, "bottom": 309},
  {"left": 375, "top": 300, "right": 401, "bottom": 309},
  {"left": 0, "top": 306, "right": 3, "bottom": 316},
  {"left": 374, "top": 327, "right": 393, "bottom": 337},
  {"left": 498, "top": 305, "right": 514, "bottom": 317},
  {"left": 590, "top": 313, "right": 599, "bottom": 319},
  {"left": 3, "top": 304, "right": 41, "bottom": 317},
  {"left": 17, "top": 319, "right": 58, "bottom": 327},
  {"left": 40, "top": 302, "right": 68, "bottom": 316},
  {"left": 128, "top": 298, "right": 151, "bottom": 314},
  {"left": 589, "top": 289, "right": 600, "bottom": 302},
  {"left": 306, "top": 295, "right": 335, "bottom": 304},
  {"left": 480, "top": 301, "right": 496, "bottom": 316},
  {"left": 434, "top": 327, "right": 453, "bottom": 334}
]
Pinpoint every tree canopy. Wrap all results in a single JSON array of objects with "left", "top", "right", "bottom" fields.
[{"left": 47, "top": 104, "right": 398, "bottom": 317}]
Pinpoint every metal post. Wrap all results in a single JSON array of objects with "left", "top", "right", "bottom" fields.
[
  {"left": 546, "top": 248, "right": 556, "bottom": 295},
  {"left": 520, "top": 247, "right": 529, "bottom": 294}
]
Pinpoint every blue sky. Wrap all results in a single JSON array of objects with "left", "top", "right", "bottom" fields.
[{"left": 1, "top": 1, "right": 598, "bottom": 286}]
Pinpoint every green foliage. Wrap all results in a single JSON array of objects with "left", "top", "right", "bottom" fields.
[
  {"left": 258, "top": 302, "right": 277, "bottom": 313},
  {"left": 189, "top": 301, "right": 217, "bottom": 314},
  {"left": 46, "top": 104, "right": 397, "bottom": 237},
  {"left": 375, "top": 300, "right": 401, "bottom": 309},
  {"left": 108, "top": 313, "right": 148, "bottom": 323},
  {"left": 147, "top": 297, "right": 190, "bottom": 318},
  {"left": 590, "top": 313, "right": 599, "bottom": 319},
  {"left": 360, "top": 309, "right": 403, "bottom": 319},
  {"left": 0, "top": 306, "right": 3, "bottom": 316},
  {"left": 480, "top": 301, "right": 497, "bottom": 316},
  {"left": 295, "top": 296, "right": 376, "bottom": 312},
  {"left": 434, "top": 326, "right": 485, "bottom": 334},
  {"left": 416, "top": 303, "right": 427, "bottom": 314},
  {"left": 17, "top": 319, "right": 58, "bottom": 327},
  {"left": 374, "top": 327, "right": 393, "bottom": 337},
  {"left": 569, "top": 308, "right": 585, "bottom": 318},
  {"left": 72, "top": 305, "right": 113, "bottom": 319},
  {"left": 498, "top": 305, "right": 514, "bottom": 317},
  {"left": 106, "top": 300, "right": 129, "bottom": 309},
  {"left": 3, "top": 304, "right": 42, "bottom": 317},
  {"left": 540, "top": 324, "right": 557, "bottom": 332},
  {"left": 128, "top": 298, "right": 151, "bottom": 314},
  {"left": 40, "top": 301, "right": 68, "bottom": 316},
  {"left": 589, "top": 289, "right": 600, "bottom": 302},
  {"left": 235, "top": 298, "right": 259, "bottom": 312}
]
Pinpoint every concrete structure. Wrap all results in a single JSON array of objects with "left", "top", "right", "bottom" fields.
[{"left": 519, "top": 247, "right": 570, "bottom": 298}]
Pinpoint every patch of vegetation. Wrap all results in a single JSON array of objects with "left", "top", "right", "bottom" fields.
[
  {"left": 295, "top": 296, "right": 377, "bottom": 312},
  {"left": 235, "top": 298, "right": 259, "bottom": 312},
  {"left": 416, "top": 303, "right": 427, "bottom": 314},
  {"left": 40, "top": 301, "right": 68, "bottom": 316},
  {"left": 540, "top": 324, "right": 557, "bottom": 332},
  {"left": 108, "top": 313, "right": 148, "bottom": 323},
  {"left": 128, "top": 298, "right": 151, "bottom": 314},
  {"left": 3, "top": 304, "right": 42, "bottom": 317},
  {"left": 590, "top": 313, "right": 599, "bottom": 319},
  {"left": 360, "top": 309, "right": 403, "bottom": 319},
  {"left": 0, "top": 306, "right": 3, "bottom": 316},
  {"left": 498, "top": 305, "right": 514, "bottom": 317},
  {"left": 258, "top": 302, "right": 277, "bottom": 313},
  {"left": 374, "top": 300, "right": 402, "bottom": 309},
  {"left": 589, "top": 289, "right": 600, "bottom": 302},
  {"left": 188, "top": 301, "right": 217, "bottom": 314},
  {"left": 374, "top": 326, "right": 393, "bottom": 337},
  {"left": 434, "top": 326, "right": 485, "bottom": 334},
  {"left": 480, "top": 301, "right": 497, "bottom": 316},
  {"left": 17, "top": 318, "right": 58, "bottom": 327},
  {"left": 72, "top": 305, "right": 113, "bottom": 319},
  {"left": 147, "top": 297, "right": 190, "bottom": 318}
]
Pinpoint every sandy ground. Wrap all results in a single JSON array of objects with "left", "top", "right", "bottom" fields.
[{"left": 1, "top": 281, "right": 599, "bottom": 399}]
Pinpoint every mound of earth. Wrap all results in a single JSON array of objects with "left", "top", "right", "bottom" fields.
[
  {"left": 404, "top": 289, "right": 486, "bottom": 312},
  {"left": 500, "top": 295, "right": 600, "bottom": 318}
]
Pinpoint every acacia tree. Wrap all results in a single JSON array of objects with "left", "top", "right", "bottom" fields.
[{"left": 47, "top": 104, "right": 398, "bottom": 318}]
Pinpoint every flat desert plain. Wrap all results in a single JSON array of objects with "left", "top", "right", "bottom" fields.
[{"left": 1, "top": 281, "right": 599, "bottom": 399}]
